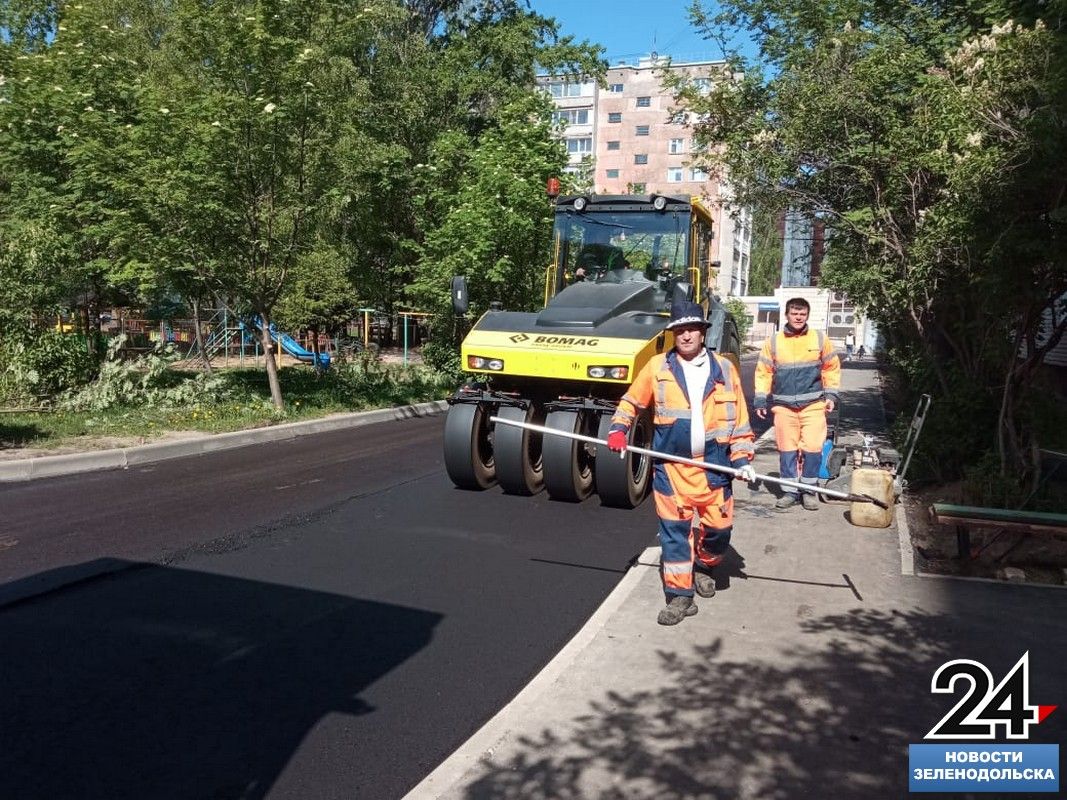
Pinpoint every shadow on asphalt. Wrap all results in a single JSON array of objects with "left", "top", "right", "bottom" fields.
[
  {"left": 455, "top": 602, "right": 1065, "bottom": 799},
  {"left": 0, "top": 559, "right": 441, "bottom": 800}
]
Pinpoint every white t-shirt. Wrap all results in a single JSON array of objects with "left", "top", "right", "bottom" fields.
[{"left": 678, "top": 352, "right": 711, "bottom": 457}]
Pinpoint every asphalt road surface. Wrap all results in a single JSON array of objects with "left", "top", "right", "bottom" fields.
[{"left": 0, "top": 353, "right": 761, "bottom": 800}]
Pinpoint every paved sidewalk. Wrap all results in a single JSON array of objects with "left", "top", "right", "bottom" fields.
[{"left": 407, "top": 362, "right": 1067, "bottom": 799}]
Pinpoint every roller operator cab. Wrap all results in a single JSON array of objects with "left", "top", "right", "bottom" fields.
[{"left": 444, "top": 193, "right": 741, "bottom": 508}]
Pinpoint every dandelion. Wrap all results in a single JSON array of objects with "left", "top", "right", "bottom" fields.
[
  {"left": 160, "top": 107, "right": 170, "bottom": 114},
  {"left": 211, "top": 120, "right": 222, "bottom": 127},
  {"left": 56, "top": 124, "right": 65, "bottom": 132},
  {"left": 263, "top": 102, "right": 276, "bottom": 113}
]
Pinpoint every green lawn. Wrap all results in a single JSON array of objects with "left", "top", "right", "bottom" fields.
[{"left": 0, "top": 363, "right": 456, "bottom": 452}]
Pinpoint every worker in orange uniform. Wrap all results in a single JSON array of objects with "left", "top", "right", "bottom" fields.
[
  {"left": 607, "top": 301, "right": 757, "bottom": 626},
  {"left": 754, "top": 297, "right": 841, "bottom": 511}
]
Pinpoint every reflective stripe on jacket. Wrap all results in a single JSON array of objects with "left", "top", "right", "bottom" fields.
[
  {"left": 754, "top": 327, "right": 840, "bottom": 410},
  {"left": 609, "top": 348, "right": 755, "bottom": 492}
]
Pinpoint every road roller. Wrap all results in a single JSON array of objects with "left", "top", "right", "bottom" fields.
[{"left": 443, "top": 192, "right": 742, "bottom": 508}]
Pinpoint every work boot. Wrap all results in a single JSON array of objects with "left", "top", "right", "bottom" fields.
[
  {"left": 775, "top": 494, "right": 799, "bottom": 510},
  {"left": 694, "top": 570, "right": 716, "bottom": 598},
  {"left": 801, "top": 492, "right": 820, "bottom": 511},
  {"left": 657, "top": 595, "right": 697, "bottom": 625}
]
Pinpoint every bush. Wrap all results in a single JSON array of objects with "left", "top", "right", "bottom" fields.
[
  {"left": 60, "top": 336, "right": 229, "bottom": 412},
  {"left": 0, "top": 330, "right": 98, "bottom": 403},
  {"left": 724, "top": 298, "right": 752, "bottom": 344},
  {"left": 419, "top": 339, "right": 462, "bottom": 379}
]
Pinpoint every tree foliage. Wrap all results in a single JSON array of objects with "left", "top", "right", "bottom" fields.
[
  {"left": 0, "top": 0, "right": 603, "bottom": 407},
  {"left": 681, "top": 0, "right": 1067, "bottom": 491}
]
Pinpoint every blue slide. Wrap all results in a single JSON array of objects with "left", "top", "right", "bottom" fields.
[{"left": 246, "top": 319, "right": 331, "bottom": 369}]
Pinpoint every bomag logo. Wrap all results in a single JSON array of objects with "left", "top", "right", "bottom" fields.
[
  {"left": 509, "top": 333, "right": 530, "bottom": 343},
  {"left": 533, "top": 335, "right": 600, "bottom": 347}
]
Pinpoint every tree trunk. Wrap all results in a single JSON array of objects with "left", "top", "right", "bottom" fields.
[
  {"left": 192, "top": 296, "right": 212, "bottom": 375},
  {"left": 258, "top": 310, "right": 284, "bottom": 410},
  {"left": 310, "top": 324, "right": 323, "bottom": 376}
]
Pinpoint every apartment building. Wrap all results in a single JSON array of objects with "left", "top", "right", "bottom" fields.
[{"left": 540, "top": 56, "right": 752, "bottom": 298}]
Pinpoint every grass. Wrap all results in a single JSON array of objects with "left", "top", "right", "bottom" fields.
[{"left": 0, "top": 361, "right": 458, "bottom": 452}]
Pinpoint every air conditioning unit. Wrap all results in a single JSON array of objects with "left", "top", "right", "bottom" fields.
[
  {"left": 831, "top": 313, "right": 845, "bottom": 325},
  {"left": 832, "top": 291, "right": 846, "bottom": 303},
  {"left": 844, "top": 314, "right": 855, "bottom": 325}
]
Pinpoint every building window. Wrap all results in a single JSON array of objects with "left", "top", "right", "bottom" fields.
[
  {"left": 689, "top": 167, "right": 709, "bottom": 181},
  {"left": 668, "top": 111, "right": 686, "bottom": 125},
  {"left": 636, "top": 96, "right": 651, "bottom": 107},
  {"left": 667, "top": 168, "right": 684, "bottom": 183},
  {"left": 635, "top": 125, "right": 650, "bottom": 136},
  {"left": 608, "top": 83, "right": 624, "bottom": 93},
  {"left": 692, "top": 77, "right": 712, "bottom": 93},
  {"left": 547, "top": 81, "right": 591, "bottom": 98},
  {"left": 567, "top": 137, "right": 593, "bottom": 154},
  {"left": 634, "top": 154, "right": 648, "bottom": 165},
  {"left": 606, "top": 169, "right": 620, "bottom": 178},
  {"left": 669, "top": 138, "right": 685, "bottom": 154},
  {"left": 631, "top": 182, "right": 646, "bottom": 193},
  {"left": 552, "top": 108, "right": 590, "bottom": 125},
  {"left": 606, "top": 140, "right": 620, "bottom": 151},
  {"left": 607, "top": 112, "right": 622, "bottom": 123}
]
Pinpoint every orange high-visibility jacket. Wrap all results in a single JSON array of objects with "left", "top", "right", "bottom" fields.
[
  {"left": 754, "top": 327, "right": 840, "bottom": 411},
  {"left": 609, "top": 349, "right": 755, "bottom": 496}
]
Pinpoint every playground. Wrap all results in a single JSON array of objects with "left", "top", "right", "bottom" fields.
[{"left": 96, "top": 307, "right": 432, "bottom": 369}]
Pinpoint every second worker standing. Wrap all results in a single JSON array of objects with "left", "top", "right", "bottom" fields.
[{"left": 753, "top": 297, "right": 841, "bottom": 511}]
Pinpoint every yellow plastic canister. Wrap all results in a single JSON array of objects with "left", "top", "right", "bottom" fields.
[{"left": 849, "top": 467, "right": 895, "bottom": 528}]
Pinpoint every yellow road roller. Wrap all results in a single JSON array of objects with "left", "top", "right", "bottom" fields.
[{"left": 444, "top": 192, "right": 742, "bottom": 508}]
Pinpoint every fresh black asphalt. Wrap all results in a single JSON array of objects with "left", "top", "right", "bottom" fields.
[{"left": 0, "top": 355, "right": 761, "bottom": 799}]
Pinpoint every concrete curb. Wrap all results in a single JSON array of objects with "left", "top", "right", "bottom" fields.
[
  {"left": 0, "top": 400, "right": 450, "bottom": 483},
  {"left": 402, "top": 546, "right": 662, "bottom": 800}
]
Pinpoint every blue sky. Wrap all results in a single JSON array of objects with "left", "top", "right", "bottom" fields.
[{"left": 526, "top": 0, "right": 751, "bottom": 65}]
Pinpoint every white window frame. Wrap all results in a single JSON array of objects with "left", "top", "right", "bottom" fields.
[
  {"left": 667, "top": 168, "right": 684, "bottom": 183},
  {"left": 669, "top": 138, "right": 686, "bottom": 154},
  {"left": 547, "top": 81, "right": 592, "bottom": 98},
  {"left": 689, "top": 167, "right": 709, "bottom": 181},
  {"left": 608, "top": 83, "right": 624, "bottom": 93},
  {"left": 634, "top": 154, "right": 648, "bottom": 165},
  {"left": 566, "top": 137, "right": 593, "bottom": 154},
  {"left": 636, "top": 96, "right": 651, "bottom": 107},
  {"left": 552, "top": 108, "right": 590, "bottom": 125}
]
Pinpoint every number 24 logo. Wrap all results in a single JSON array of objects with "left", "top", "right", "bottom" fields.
[{"left": 926, "top": 652, "right": 1056, "bottom": 740}]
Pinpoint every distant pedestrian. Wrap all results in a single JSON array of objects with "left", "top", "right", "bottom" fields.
[
  {"left": 844, "top": 330, "right": 856, "bottom": 362},
  {"left": 608, "top": 301, "right": 757, "bottom": 625},
  {"left": 754, "top": 297, "right": 841, "bottom": 511},
  {"left": 856, "top": 344, "right": 866, "bottom": 361}
]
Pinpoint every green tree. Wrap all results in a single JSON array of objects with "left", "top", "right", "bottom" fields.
[
  {"left": 679, "top": 0, "right": 1067, "bottom": 487},
  {"left": 747, "top": 207, "right": 781, "bottom": 295},
  {"left": 409, "top": 93, "right": 570, "bottom": 317},
  {"left": 274, "top": 246, "right": 359, "bottom": 369}
]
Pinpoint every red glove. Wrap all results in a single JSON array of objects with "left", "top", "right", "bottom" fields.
[{"left": 606, "top": 430, "right": 627, "bottom": 453}]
